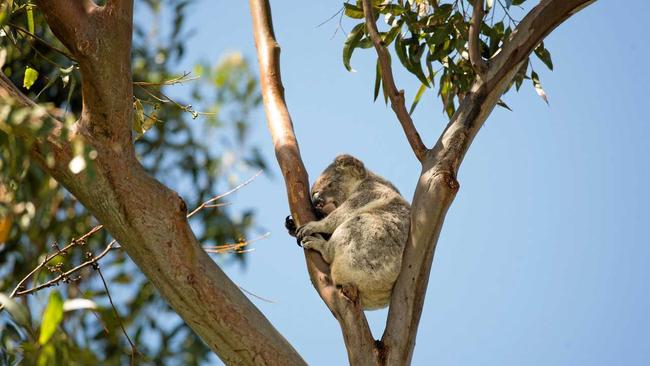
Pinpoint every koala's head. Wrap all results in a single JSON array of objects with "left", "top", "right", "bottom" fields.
[{"left": 311, "top": 154, "right": 367, "bottom": 216}]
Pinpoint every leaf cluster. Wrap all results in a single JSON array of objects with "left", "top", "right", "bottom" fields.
[
  {"left": 342, "top": 0, "right": 553, "bottom": 116},
  {"left": 1, "top": 0, "right": 265, "bottom": 364}
]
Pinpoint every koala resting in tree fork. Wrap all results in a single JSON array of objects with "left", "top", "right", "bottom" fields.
[{"left": 290, "top": 155, "right": 410, "bottom": 310}]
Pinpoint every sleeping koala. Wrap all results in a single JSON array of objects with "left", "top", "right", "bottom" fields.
[{"left": 294, "top": 154, "right": 410, "bottom": 310}]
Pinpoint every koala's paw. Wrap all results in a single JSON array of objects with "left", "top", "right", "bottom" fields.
[
  {"left": 296, "top": 221, "right": 322, "bottom": 240},
  {"left": 300, "top": 235, "right": 327, "bottom": 250}
]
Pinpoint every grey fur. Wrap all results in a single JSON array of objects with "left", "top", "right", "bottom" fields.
[{"left": 297, "top": 154, "right": 410, "bottom": 310}]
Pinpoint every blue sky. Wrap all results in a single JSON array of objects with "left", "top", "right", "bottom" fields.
[{"left": 167, "top": 1, "right": 650, "bottom": 365}]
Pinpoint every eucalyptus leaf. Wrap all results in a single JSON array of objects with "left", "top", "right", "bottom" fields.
[
  {"left": 343, "top": 23, "right": 365, "bottom": 72},
  {"left": 409, "top": 82, "right": 427, "bottom": 115},
  {"left": 39, "top": 290, "right": 64, "bottom": 345},
  {"left": 23, "top": 66, "right": 38, "bottom": 89}
]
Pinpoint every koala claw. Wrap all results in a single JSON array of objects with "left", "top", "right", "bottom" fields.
[
  {"left": 300, "top": 235, "right": 326, "bottom": 249},
  {"left": 296, "top": 221, "right": 319, "bottom": 240}
]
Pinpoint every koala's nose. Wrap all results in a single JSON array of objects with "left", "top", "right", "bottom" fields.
[{"left": 312, "top": 192, "right": 324, "bottom": 207}]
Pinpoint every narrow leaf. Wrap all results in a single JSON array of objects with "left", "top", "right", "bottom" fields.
[
  {"left": 23, "top": 66, "right": 38, "bottom": 89},
  {"left": 534, "top": 43, "right": 553, "bottom": 70},
  {"left": 39, "top": 291, "right": 64, "bottom": 345},
  {"left": 496, "top": 99, "right": 513, "bottom": 111},
  {"left": 409, "top": 83, "right": 427, "bottom": 115},
  {"left": 373, "top": 60, "right": 381, "bottom": 102},
  {"left": 343, "top": 23, "right": 365, "bottom": 72},
  {"left": 0, "top": 293, "right": 30, "bottom": 327},
  {"left": 531, "top": 71, "right": 549, "bottom": 105},
  {"left": 26, "top": 4, "right": 34, "bottom": 34}
]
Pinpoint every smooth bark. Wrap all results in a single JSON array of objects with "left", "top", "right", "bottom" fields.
[
  {"left": 249, "top": 1, "right": 379, "bottom": 365},
  {"left": 4, "top": 2, "right": 304, "bottom": 365}
]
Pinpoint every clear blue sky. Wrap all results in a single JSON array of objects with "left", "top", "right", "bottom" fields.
[{"left": 167, "top": 1, "right": 650, "bottom": 365}]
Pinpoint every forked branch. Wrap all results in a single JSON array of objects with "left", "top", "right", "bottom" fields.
[
  {"left": 381, "top": 1, "right": 596, "bottom": 365},
  {"left": 361, "top": 0, "right": 429, "bottom": 163}
]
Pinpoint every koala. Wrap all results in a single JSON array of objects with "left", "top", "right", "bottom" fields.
[{"left": 294, "top": 154, "right": 410, "bottom": 310}]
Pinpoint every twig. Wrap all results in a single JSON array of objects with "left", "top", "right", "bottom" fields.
[
  {"left": 6, "top": 22, "right": 77, "bottom": 61},
  {"left": 6, "top": 170, "right": 263, "bottom": 300},
  {"left": 187, "top": 170, "right": 262, "bottom": 218},
  {"left": 133, "top": 72, "right": 197, "bottom": 87},
  {"left": 8, "top": 225, "right": 103, "bottom": 299},
  {"left": 203, "top": 232, "right": 270, "bottom": 254},
  {"left": 14, "top": 240, "right": 117, "bottom": 296},
  {"left": 238, "top": 286, "right": 276, "bottom": 303},
  {"left": 469, "top": 0, "right": 488, "bottom": 75},
  {"left": 361, "top": 0, "right": 429, "bottom": 162},
  {"left": 96, "top": 266, "right": 138, "bottom": 366}
]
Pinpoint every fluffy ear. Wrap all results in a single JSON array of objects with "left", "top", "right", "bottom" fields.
[{"left": 334, "top": 154, "right": 366, "bottom": 178}]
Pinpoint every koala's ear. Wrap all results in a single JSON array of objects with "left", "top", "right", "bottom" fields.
[{"left": 334, "top": 154, "right": 366, "bottom": 177}]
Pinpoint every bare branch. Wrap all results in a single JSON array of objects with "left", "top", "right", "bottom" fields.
[
  {"left": 0, "top": 72, "right": 37, "bottom": 108},
  {"left": 361, "top": 0, "right": 429, "bottom": 163},
  {"left": 96, "top": 266, "right": 138, "bottom": 366},
  {"left": 469, "top": 0, "right": 488, "bottom": 75},
  {"left": 249, "top": 0, "right": 378, "bottom": 364},
  {"left": 382, "top": 1, "right": 595, "bottom": 364}
]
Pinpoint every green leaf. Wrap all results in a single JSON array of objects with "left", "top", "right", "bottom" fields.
[
  {"left": 534, "top": 42, "right": 553, "bottom": 70},
  {"left": 37, "top": 343, "right": 56, "bottom": 366},
  {"left": 531, "top": 71, "right": 549, "bottom": 105},
  {"left": 26, "top": 4, "right": 34, "bottom": 34},
  {"left": 394, "top": 33, "right": 412, "bottom": 73},
  {"left": 382, "top": 19, "right": 403, "bottom": 46},
  {"left": 407, "top": 43, "right": 430, "bottom": 87},
  {"left": 409, "top": 82, "right": 427, "bottom": 115},
  {"left": 496, "top": 99, "right": 512, "bottom": 111},
  {"left": 0, "top": 293, "right": 31, "bottom": 327},
  {"left": 343, "top": 23, "right": 365, "bottom": 72},
  {"left": 373, "top": 59, "right": 381, "bottom": 102},
  {"left": 23, "top": 66, "right": 38, "bottom": 89},
  {"left": 39, "top": 290, "right": 64, "bottom": 345},
  {"left": 343, "top": 3, "right": 364, "bottom": 19}
]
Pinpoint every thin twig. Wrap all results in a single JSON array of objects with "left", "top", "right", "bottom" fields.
[
  {"left": 9, "top": 225, "right": 103, "bottom": 298},
  {"left": 469, "top": 0, "right": 488, "bottom": 75},
  {"left": 238, "top": 286, "right": 276, "bottom": 303},
  {"left": 6, "top": 22, "right": 77, "bottom": 61},
  {"left": 133, "top": 72, "right": 197, "bottom": 87},
  {"left": 203, "top": 232, "right": 270, "bottom": 254},
  {"left": 361, "top": 0, "right": 429, "bottom": 162},
  {"left": 6, "top": 171, "right": 263, "bottom": 299},
  {"left": 14, "top": 240, "right": 117, "bottom": 296},
  {"left": 96, "top": 266, "right": 138, "bottom": 366},
  {"left": 187, "top": 170, "right": 263, "bottom": 218}
]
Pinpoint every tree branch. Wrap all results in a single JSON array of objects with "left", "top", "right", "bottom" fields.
[
  {"left": 469, "top": 0, "right": 488, "bottom": 75},
  {"left": 33, "top": 0, "right": 94, "bottom": 57},
  {"left": 10, "top": 3, "right": 306, "bottom": 365},
  {"left": 382, "top": 0, "right": 595, "bottom": 364},
  {"left": 361, "top": 0, "right": 428, "bottom": 163},
  {"left": 249, "top": 0, "right": 379, "bottom": 364}
]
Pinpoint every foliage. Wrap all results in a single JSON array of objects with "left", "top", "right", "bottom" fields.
[
  {"left": 0, "top": 0, "right": 264, "bottom": 364},
  {"left": 341, "top": 0, "right": 553, "bottom": 116}
]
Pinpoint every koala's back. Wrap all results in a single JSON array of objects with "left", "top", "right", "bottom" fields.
[{"left": 330, "top": 176, "right": 410, "bottom": 309}]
